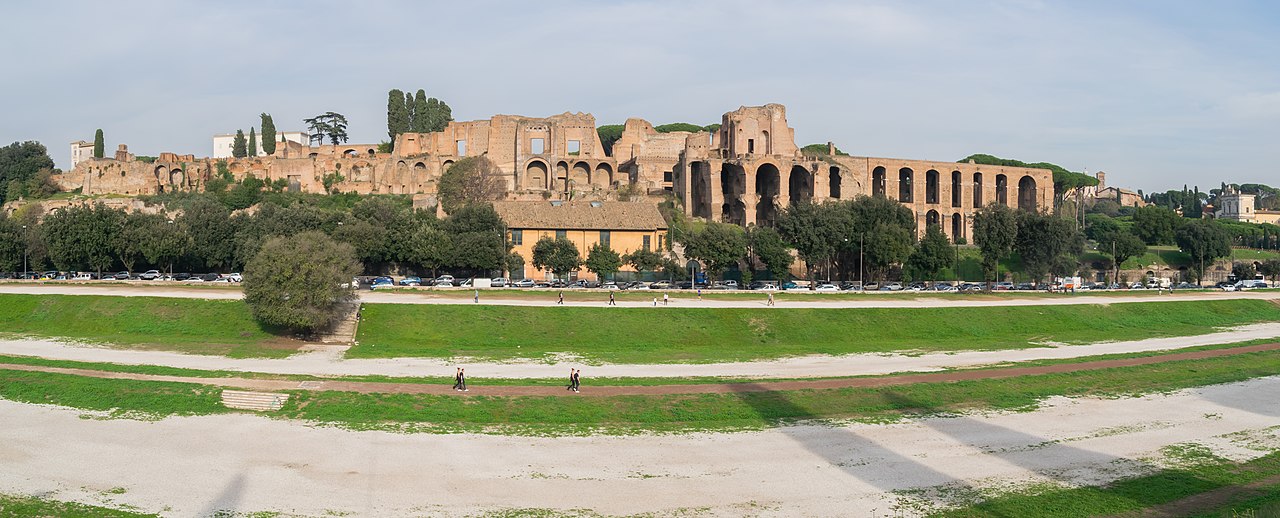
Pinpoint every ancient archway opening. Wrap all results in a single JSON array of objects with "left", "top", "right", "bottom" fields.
[
  {"left": 925, "top": 169, "right": 939, "bottom": 204},
  {"left": 720, "top": 163, "right": 747, "bottom": 225},
  {"left": 690, "top": 161, "right": 712, "bottom": 219},
  {"left": 899, "top": 168, "right": 914, "bottom": 202},
  {"left": 788, "top": 165, "right": 813, "bottom": 206},
  {"left": 996, "top": 174, "right": 1008, "bottom": 206},
  {"left": 756, "top": 164, "right": 781, "bottom": 226},
  {"left": 1018, "top": 175, "right": 1037, "bottom": 211},
  {"left": 951, "top": 171, "right": 962, "bottom": 207},
  {"left": 829, "top": 166, "right": 841, "bottom": 199},
  {"left": 872, "top": 166, "right": 886, "bottom": 198}
]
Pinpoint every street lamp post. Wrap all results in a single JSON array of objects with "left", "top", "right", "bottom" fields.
[
  {"left": 21, "top": 225, "right": 28, "bottom": 279},
  {"left": 858, "top": 232, "right": 864, "bottom": 289}
]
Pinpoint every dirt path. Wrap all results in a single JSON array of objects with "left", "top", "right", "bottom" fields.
[
  {"left": 3, "top": 376, "right": 1279, "bottom": 516},
  {"left": 5, "top": 342, "right": 1278, "bottom": 397},
  {"left": 2, "top": 282, "right": 1276, "bottom": 308},
  {"left": 5, "top": 323, "right": 1279, "bottom": 380}
]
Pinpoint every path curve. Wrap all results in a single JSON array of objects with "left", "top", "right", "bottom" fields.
[{"left": 5, "top": 342, "right": 1278, "bottom": 396}]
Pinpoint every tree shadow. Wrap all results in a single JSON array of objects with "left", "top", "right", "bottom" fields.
[
  {"left": 196, "top": 472, "right": 245, "bottom": 517},
  {"left": 1196, "top": 377, "right": 1280, "bottom": 418}
]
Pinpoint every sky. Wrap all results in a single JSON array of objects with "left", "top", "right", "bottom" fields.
[{"left": 3, "top": 0, "right": 1278, "bottom": 193}]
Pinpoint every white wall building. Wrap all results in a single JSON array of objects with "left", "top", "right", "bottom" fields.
[
  {"left": 70, "top": 140, "right": 94, "bottom": 167},
  {"left": 212, "top": 131, "right": 309, "bottom": 159},
  {"left": 1216, "top": 187, "right": 1257, "bottom": 222}
]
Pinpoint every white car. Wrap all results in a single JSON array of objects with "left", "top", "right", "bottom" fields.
[
  {"left": 814, "top": 283, "right": 840, "bottom": 292},
  {"left": 139, "top": 270, "right": 162, "bottom": 280},
  {"left": 71, "top": 273, "right": 94, "bottom": 281}
]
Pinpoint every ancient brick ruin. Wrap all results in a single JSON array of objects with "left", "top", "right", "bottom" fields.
[{"left": 54, "top": 103, "right": 1053, "bottom": 239}]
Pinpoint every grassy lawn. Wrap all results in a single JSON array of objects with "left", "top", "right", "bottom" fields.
[
  {"left": 0, "top": 493, "right": 155, "bottom": 517},
  {"left": 6, "top": 346, "right": 1280, "bottom": 435},
  {"left": 350, "top": 299, "right": 1280, "bottom": 363},
  {"left": 935, "top": 450, "right": 1280, "bottom": 518},
  {"left": 0, "top": 294, "right": 296, "bottom": 358}
]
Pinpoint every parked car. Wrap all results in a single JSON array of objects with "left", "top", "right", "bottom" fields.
[
  {"left": 601, "top": 281, "right": 620, "bottom": 290},
  {"left": 490, "top": 277, "right": 509, "bottom": 288},
  {"left": 432, "top": 278, "right": 454, "bottom": 287},
  {"left": 370, "top": 276, "right": 395, "bottom": 289},
  {"left": 434, "top": 274, "right": 455, "bottom": 285},
  {"left": 1129, "top": 282, "right": 1146, "bottom": 290},
  {"left": 225, "top": 273, "right": 243, "bottom": 282},
  {"left": 399, "top": 276, "right": 422, "bottom": 286},
  {"left": 880, "top": 282, "right": 904, "bottom": 291},
  {"left": 780, "top": 281, "right": 800, "bottom": 290},
  {"left": 512, "top": 279, "right": 534, "bottom": 288},
  {"left": 70, "top": 272, "right": 94, "bottom": 280},
  {"left": 198, "top": 273, "right": 221, "bottom": 282},
  {"left": 139, "top": 270, "right": 162, "bottom": 280},
  {"left": 993, "top": 281, "right": 1014, "bottom": 291},
  {"left": 814, "top": 283, "right": 840, "bottom": 292},
  {"left": 573, "top": 279, "right": 600, "bottom": 289},
  {"left": 649, "top": 280, "right": 672, "bottom": 289},
  {"left": 839, "top": 282, "right": 862, "bottom": 291},
  {"left": 626, "top": 281, "right": 649, "bottom": 290},
  {"left": 112, "top": 271, "right": 131, "bottom": 280}
]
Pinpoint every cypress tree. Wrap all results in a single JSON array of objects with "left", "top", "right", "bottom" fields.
[
  {"left": 232, "top": 130, "right": 247, "bottom": 158},
  {"left": 93, "top": 129, "right": 104, "bottom": 158},
  {"left": 434, "top": 99, "right": 453, "bottom": 132},
  {"left": 387, "top": 89, "right": 409, "bottom": 148},
  {"left": 248, "top": 127, "right": 257, "bottom": 156},
  {"left": 261, "top": 113, "right": 277, "bottom": 155},
  {"left": 412, "top": 90, "right": 429, "bottom": 133},
  {"left": 405, "top": 92, "right": 416, "bottom": 133}
]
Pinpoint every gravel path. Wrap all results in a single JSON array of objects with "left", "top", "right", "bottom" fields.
[
  {"left": 4, "top": 342, "right": 1278, "bottom": 396},
  {"left": 3, "top": 323, "right": 1278, "bottom": 380},
  {"left": 2, "top": 282, "right": 1276, "bottom": 308},
  {"left": 3, "top": 377, "right": 1277, "bottom": 516}
]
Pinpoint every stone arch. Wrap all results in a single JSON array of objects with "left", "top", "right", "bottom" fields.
[
  {"left": 925, "top": 209, "right": 940, "bottom": 228},
  {"left": 872, "top": 166, "right": 887, "bottom": 198},
  {"left": 153, "top": 165, "right": 168, "bottom": 184},
  {"left": 899, "top": 167, "right": 914, "bottom": 202},
  {"left": 571, "top": 161, "right": 591, "bottom": 189},
  {"left": 925, "top": 169, "right": 940, "bottom": 204},
  {"left": 973, "top": 172, "right": 984, "bottom": 207},
  {"left": 308, "top": 152, "right": 318, "bottom": 159},
  {"left": 829, "top": 166, "right": 842, "bottom": 199},
  {"left": 690, "top": 161, "right": 712, "bottom": 219},
  {"left": 554, "top": 161, "right": 569, "bottom": 192},
  {"left": 788, "top": 165, "right": 813, "bottom": 205},
  {"left": 951, "top": 170, "right": 963, "bottom": 207},
  {"left": 343, "top": 149, "right": 359, "bottom": 157},
  {"left": 761, "top": 130, "right": 770, "bottom": 154},
  {"left": 170, "top": 169, "right": 184, "bottom": 188},
  {"left": 1018, "top": 175, "right": 1037, "bottom": 211},
  {"left": 755, "top": 163, "right": 781, "bottom": 226},
  {"left": 397, "top": 160, "right": 408, "bottom": 173},
  {"left": 525, "top": 160, "right": 549, "bottom": 190},
  {"left": 721, "top": 163, "right": 746, "bottom": 226},
  {"left": 367, "top": 148, "right": 376, "bottom": 156},
  {"left": 952, "top": 213, "right": 964, "bottom": 241},
  {"left": 442, "top": 160, "right": 455, "bottom": 171},
  {"left": 593, "top": 163, "right": 613, "bottom": 187},
  {"left": 996, "top": 174, "right": 1009, "bottom": 206}
]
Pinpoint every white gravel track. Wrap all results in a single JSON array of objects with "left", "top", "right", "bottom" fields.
[{"left": 2, "top": 377, "right": 1278, "bottom": 516}]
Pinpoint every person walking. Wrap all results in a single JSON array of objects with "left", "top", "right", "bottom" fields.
[
  {"left": 652, "top": 297, "right": 658, "bottom": 307},
  {"left": 474, "top": 289, "right": 479, "bottom": 304},
  {"left": 697, "top": 288, "right": 702, "bottom": 302},
  {"left": 566, "top": 368, "right": 576, "bottom": 391},
  {"left": 571, "top": 369, "right": 580, "bottom": 393},
  {"left": 458, "top": 368, "right": 468, "bottom": 391},
  {"left": 452, "top": 367, "right": 462, "bottom": 391},
  {"left": 767, "top": 292, "right": 775, "bottom": 307},
  {"left": 608, "top": 292, "right": 616, "bottom": 306},
  {"left": 663, "top": 292, "right": 669, "bottom": 306},
  {"left": 557, "top": 291, "right": 564, "bottom": 305}
]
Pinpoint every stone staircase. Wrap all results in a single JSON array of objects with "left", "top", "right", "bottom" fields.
[
  {"left": 221, "top": 390, "right": 290, "bottom": 411},
  {"left": 312, "top": 301, "right": 361, "bottom": 344}
]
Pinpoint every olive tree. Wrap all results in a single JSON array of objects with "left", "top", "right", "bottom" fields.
[{"left": 243, "top": 231, "right": 360, "bottom": 333}]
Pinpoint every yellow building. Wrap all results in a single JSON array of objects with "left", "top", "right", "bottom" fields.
[{"left": 493, "top": 201, "right": 669, "bottom": 281}]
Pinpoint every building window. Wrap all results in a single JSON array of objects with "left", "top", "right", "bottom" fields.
[
  {"left": 556, "top": 230, "right": 566, "bottom": 240},
  {"left": 642, "top": 235, "right": 651, "bottom": 251},
  {"left": 747, "top": 139, "right": 755, "bottom": 153},
  {"left": 567, "top": 140, "right": 581, "bottom": 155},
  {"left": 456, "top": 140, "right": 467, "bottom": 156},
  {"left": 511, "top": 229, "right": 523, "bottom": 245},
  {"left": 599, "top": 231, "right": 610, "bottom": 248},
  {"left": 530, "top": 138, "right": 545, "bottom": 154}
]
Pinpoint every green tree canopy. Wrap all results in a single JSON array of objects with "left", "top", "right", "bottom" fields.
[
  {"left": 41, "top": 203, "right": 124, "bottom": 275},
  {"left": 260, "top": 113, "right": 277, "bottom": 155},
  {"left": 623, "top": 247, "right": 663, "bottom": 273},
  {"left": 585, "top": 243, "right": 622, "bottom": 280},
  {"left": 907, "top": 224, "right": 956, "bottom": 282},
  {"left": 1259, "top": 259, "right": 1280, "bottom": 282},
  {"left": 597, "top": 124, "right": 624, "bottom": 156},
  {"left": 972, "top": 203, "right": 1018, "bottom": 283},
  {"left": 1132, "top": 205, "right": 1183, "bottom": 245},
  {"left": 1014, "top": 212, "right": 1084, "bottom": 282},
  {"left": 959, "top": 153, "right": 1098, "bottom": 201},
  {"left": 1176, "top": 219, "right": 1233, "bottom": 283},
  {"left": 411, "top": 90, "right": 430, "bottom": 133},
  {"left": 1096, "top": 228, "right": 1146, "bottom": 283},
  {"left": 303, "top": 112, "right": 349, "bottom": 145},
  {"left": 654, "top": 123, "right": 706, "bottom": 133},
  {"left": 243, "top": 231, "right": 360, "bottom": 333},
  {"left": 0, "top": 141, "right": 56, "bottom": 204},
  {"left": 93, "top": 129, "right": 104, "bottom": 158},
  {"left": 684, "top": 222, "right": 746, "bottom": 279},
  {"left": 531, "top": 236, "right": 582, "bottom": 278},
  {"left": 747, "top": 225, "right": 793, "bottom": 280}
]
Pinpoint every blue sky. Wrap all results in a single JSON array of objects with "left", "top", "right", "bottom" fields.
[{"left": 3, "top": 0, "right": 1278, "bottom": 192}]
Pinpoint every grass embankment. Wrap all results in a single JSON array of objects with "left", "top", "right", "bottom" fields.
[
  {"left": 6, "top": 346, "right": 1280, "bottom": 434},
  {"left": 351, "top": 299, "right": 1280, "bottom": 363},
  {"left": 937, "top": 450, "right": 1280, "bottom": 518},
  {"left": 0, "top": 294, "right": 294, "bottom": 357}
]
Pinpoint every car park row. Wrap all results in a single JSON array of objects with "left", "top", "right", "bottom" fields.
[{"left": 1, "top": 271, "right": 242, "bottom": 283}]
